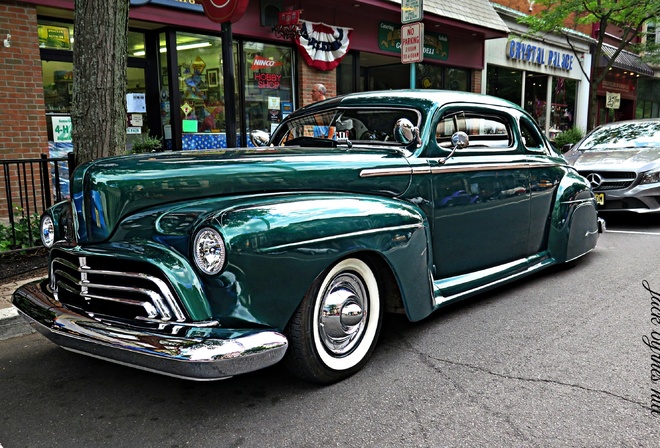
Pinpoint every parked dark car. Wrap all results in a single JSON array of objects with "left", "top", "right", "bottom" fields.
[
  {"left": 13, "top": 90, "right": 603, "bottom": 384},
  {"left": 564, "top": 118, "right": 660, "bottom": 213}
]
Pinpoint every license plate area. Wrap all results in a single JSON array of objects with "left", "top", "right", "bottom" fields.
[{"left": 594, "top": 193, "right": 605, "bottom": 206}]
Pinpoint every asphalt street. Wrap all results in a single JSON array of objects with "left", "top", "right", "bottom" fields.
[{"left": 1, "top": 215, "right": 660, "bottom": 447}]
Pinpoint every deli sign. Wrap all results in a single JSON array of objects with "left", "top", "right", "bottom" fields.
[{"left": 194, "top": 0, "right": 249, "bottom": 23}]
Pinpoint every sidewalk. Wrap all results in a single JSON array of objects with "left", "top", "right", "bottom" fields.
[{"left": 0, "top": 275, "right": 43, "bottom": 340}]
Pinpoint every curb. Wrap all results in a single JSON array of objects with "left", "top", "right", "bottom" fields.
[
  {"left": 0, "top": 278, "right": 41, "bottom": 341},
  {"left": 0, "top": 306, "right": 34, "bottom": 341}
]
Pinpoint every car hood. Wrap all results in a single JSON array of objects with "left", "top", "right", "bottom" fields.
[
  {"left": 70, "top": 147, "right": 413, "bottom": 243},
  {"left": 566, "top": 147, "right": 660, "bottom": 172}
]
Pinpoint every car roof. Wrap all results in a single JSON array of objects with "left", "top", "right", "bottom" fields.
[
  {"left": 594, "top": 118, "right": 660, "bottom": 129},
  {"left": 293, "top": 89, "right": 523, "bottom": 117}
]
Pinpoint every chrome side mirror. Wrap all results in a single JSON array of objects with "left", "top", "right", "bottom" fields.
[
  {"left": 451, "top": 131, "right": 469, "bottom": 149},
  {"left": 393, "top": 118, "right": 421, "bottom": 147},
  {"left": 249, "top": 129, "right": 270, "bottom": 147},
  {"left": 440, "top": 131, "right": 469, "bottom": 164}
]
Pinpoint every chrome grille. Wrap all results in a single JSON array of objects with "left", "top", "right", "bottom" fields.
[
  {"left": 578, "top": 171, "right": 637, "bottom": 191},
  {"left": 49, "top": 250, "right": 187, "bottom": 324}
]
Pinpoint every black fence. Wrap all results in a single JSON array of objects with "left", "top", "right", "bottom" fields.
[{"left": 1, "top": 153, "right": 74, "bottom": 254}]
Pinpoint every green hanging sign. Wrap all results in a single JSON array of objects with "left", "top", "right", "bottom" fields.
[{"left": 378, "top": 21, "right": 448, "bottom": 61}]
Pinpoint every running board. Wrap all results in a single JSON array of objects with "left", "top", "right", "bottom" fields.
[{"left": 433, "top": 255, "right": 555, "bottom": 308}]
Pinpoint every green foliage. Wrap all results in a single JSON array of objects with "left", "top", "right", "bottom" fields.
[
  {"left": 0, "top": 206, "right": 42, "bottom": 252},
  {"left": 129, "top": 134, "right": 163, "bottom": 154},
  {"left": 519, "top": 0, "right": 660, "bottom": 36},
  {"left": 553, "top": 126, "right": 584, "bottom": 149},
  {"left": 517, "top": 0, "right": 660, "bottom": 128}
]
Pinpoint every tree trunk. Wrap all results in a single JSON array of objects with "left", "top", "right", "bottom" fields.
[{"left": 72, "top": 0, "right": 129, "bottom": 166}]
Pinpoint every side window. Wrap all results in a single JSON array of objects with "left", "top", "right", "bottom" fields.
[
  {"left": 436, "top": 111, "right": 513, "bottom": 150},
  {"left": 519, "top": 117, "right": 546, "bottom": 152}
]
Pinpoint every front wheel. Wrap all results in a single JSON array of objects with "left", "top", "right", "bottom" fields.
[{"left": 284, "top": 257, "right": 383, "bottom": 384}]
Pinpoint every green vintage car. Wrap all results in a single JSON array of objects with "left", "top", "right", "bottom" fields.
[{"left": 13, "top": 90, "right": 603, "bottom": 384}]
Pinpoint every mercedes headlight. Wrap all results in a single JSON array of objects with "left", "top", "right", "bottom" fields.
[
  {"left": 641, "top": 171, "right": 660, "bottom": 185},
  {"left": 40, "top": 215, "right": 55, "bottom": 248},
  {"left": 193, "top": 227, "right": 226, "bottom": 275}
]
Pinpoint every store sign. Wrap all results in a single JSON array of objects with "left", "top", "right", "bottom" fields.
[
  {"left": 129, "top": 0, "right": 203, "bottom": 13},
  {"left": 254, "top": 73, "right": 282, "bottom": 89},
  {"left": 194, "top": 0, "right": 249, "bottom": 23},
  {"left": 251, "top": 55, "right": 284, "bottom": 71},
  {"left": 506, "top": 39, "right": 574, "bottom": 71},
  {"left": 606, "top": 92, "right": 621, "bottom": 109},
  {"left": 600, "top": 79, "right": 634, "bottom": 94},
  {"left": 38, "top": 25, "right": 70, "bottom": 50},
  {"left": 52, "top": 116, "right": 72, "bottom": 143},
  {"left": 378, "top": 22, "right": 448, "bottom": 61}
]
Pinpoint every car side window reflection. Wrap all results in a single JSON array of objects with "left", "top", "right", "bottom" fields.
[
  {"left": 519, "top": 118, "right": 546, "bottom": 153},
  {"left": 436, "top": 111, "right": 513, "bottom": 151}
]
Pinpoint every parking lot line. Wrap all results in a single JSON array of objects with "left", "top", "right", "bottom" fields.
[{"left": 607, "top": 230, "right": 660, "bottom": 236}]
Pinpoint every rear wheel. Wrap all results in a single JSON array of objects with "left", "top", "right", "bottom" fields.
[{"left": 284, "top": 257, "right": 383, "bottom": 384}]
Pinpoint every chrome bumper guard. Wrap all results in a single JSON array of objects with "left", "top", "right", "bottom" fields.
[{"left": 12, "top": 280, "right": 288, "bottom": 381}]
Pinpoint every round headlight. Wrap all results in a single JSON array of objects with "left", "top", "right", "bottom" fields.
[
  {"left": 193, "top": 227, "right": 226, "bottom": 275},
  {"left": 40, "top": 215, "right": 55, "bottom": 248}
]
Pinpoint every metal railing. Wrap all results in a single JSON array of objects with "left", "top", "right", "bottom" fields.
[{"left": 0, "top": 153, "right": 74, "bottom": 253}]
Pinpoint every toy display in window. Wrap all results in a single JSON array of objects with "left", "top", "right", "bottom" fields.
[
  {"left": 201, "top": 105, "right": 224, "bottom": 132},
  {"left": 180, "top": 57, "right": 208, "bottom": 101}
]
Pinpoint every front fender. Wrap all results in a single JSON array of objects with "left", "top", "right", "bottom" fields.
[
  {"left": 205, "top": 193, "right": 433, "bottom": 327},
  {"left": 110, "top": 192, "right": 433, "bottom": 328}
]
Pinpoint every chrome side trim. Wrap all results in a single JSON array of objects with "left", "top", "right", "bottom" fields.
[
  {"left": 262, "top": 223, "right": 423, "bottom": 252},
  {"left": 433, "top": 257, "right": 554, "bottom": 307},
  {"left": 361, "top": 161, "right": 563, "bottom": 178},
  {"left": 429, "top": 162, "right": 532, "bottom": 174},
  {"left": 360, "top": 167, "right": 415, "bottom": 178}
]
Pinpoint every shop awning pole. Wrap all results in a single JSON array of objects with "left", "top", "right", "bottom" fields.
[{"left": 221, "top": 22, "right": 237, "bottom": 148}]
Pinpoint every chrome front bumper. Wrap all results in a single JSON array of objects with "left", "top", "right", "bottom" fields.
[{"left": 12, "top": 280, "right": 288, "bottom": 381}]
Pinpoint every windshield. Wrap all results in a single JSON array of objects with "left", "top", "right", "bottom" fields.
[
  {"left": 270, "top": 107, "right": 421, "bottom": 147},
  {"left": 579, "top": 120, "right": 660, "bottom": 150}
]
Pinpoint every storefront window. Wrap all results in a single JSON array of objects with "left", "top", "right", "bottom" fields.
[
  {"left": 487, "top": 66, "right": 522, "bottom": 106},
  {"left": 243, "top": 41, "right": 294, "bottom": 135},
  {"left": 38, "top": 19, "right": 145, "bottom": 58},
  {"left": 42, "top": 60, "right": 74, "bottom": 113},
  {"left": 524, "top": 73, "right": 548, "bottom": 129},
  {"left": 445, "top": 68, "right": 468, "bottom": 91},
  {"left": 417, "top": 63, "right": 443, "bottom": 89},
  {"left": 167, "top": 32, "right": 225, "bottom": 137},
  {"left": 549, "top": 77, "right": 577, "bottom": 136},
  {"left": 337, "top": 53, "right": 356, "bottom": 95},
  {"left": 637, "top": 78, "right": 660, "bottom": 118},
  {"left": 340, "top": 52, "right": 471, "bottom": 92},
  {"left": 42, "top": 60, "right": 148, "bottom": 141}
]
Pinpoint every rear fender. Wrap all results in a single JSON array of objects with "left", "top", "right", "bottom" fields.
[{"left": 547, "top": 170, "right": 600, "bottom": 263}]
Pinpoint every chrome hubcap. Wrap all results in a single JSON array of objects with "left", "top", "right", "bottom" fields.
[{"left": 318, "top": 272, "right": 368, "bottom": 356}]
